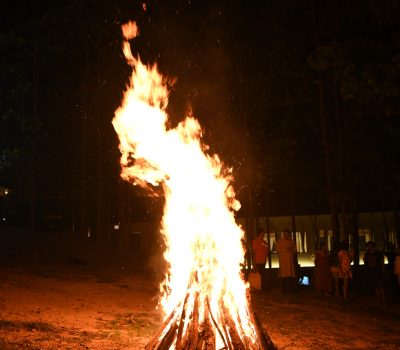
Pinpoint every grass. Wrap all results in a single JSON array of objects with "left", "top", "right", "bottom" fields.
[
  {"left": 0, "top": 320, "right": 54, "bottom": 332},
  {"left": 104, "top": 312, "right": 160, "bottom": 339}
]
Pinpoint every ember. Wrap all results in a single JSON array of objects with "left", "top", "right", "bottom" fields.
[{"left": 112, "top": 21, "right": 275, "bottom": 350}]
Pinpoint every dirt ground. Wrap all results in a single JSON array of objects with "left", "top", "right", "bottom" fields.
[{"left": 1, "top": 229, "right": 400, "bottom": 350}]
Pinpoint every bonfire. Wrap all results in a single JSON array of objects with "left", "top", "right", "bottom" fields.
[{"left": 112, "top": 21, "right": 275, "bottom": 350}]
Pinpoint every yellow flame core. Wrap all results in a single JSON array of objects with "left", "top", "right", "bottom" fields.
[{"left": 113, "top": 21, "right": 258, "bottom": 346}]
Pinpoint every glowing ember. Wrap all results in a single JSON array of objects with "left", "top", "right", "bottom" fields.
[{"left": 113, "top": 21, "right": 274, "bottom": 350}]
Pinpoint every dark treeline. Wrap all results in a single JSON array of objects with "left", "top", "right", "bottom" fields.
[{"left": 1, "top": 0, "right": 399, "bottom": 247}]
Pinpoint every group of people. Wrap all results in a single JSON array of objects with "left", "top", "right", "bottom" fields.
[
  {"left": 314, "top": 239, "right": 400, "bottom": 304},
  {"left": 251, "top": 228, "right": 297, "bottom": 294},
  {"left": 314, "top": 240, "right": 353, "bottom": 300},
  {"left": 251, "top": 228, "right": 400, "bottom": 302}
]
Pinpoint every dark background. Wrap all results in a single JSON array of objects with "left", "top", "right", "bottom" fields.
[{"left": 1, "top": 0, "right": 399, "bottom": 241}]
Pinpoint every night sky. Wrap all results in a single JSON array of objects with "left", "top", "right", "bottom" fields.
[{"left": 1, "top": 0, "right": 400, "bottom": 233}]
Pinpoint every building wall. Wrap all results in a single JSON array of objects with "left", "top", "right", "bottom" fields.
[
  {"left": 237, "top": 212, "right": 397, "bottom": 267},
  {"left": 120, "top": 212, "right": 398, "bottom": 268}
]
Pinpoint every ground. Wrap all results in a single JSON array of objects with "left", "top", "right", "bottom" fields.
[{"left": 0, "top": 228, "right": 399, "bottom": 350}]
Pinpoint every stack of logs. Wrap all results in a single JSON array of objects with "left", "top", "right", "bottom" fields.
[{"left": 145, "top": 289, "right": 276, "bottom": 350}]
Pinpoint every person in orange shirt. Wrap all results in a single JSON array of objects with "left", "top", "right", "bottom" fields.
[{"left": 252, "top": 228, "right": 270, "bottom": 291}]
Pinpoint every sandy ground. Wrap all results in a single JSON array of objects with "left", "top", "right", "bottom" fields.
[{"left": 1, "top": 229, "right": 400, "bottom": 349}]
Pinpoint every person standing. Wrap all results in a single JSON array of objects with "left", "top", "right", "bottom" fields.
[
  {"left": 329, "top": 242, "right": 340, "bottom": 297},
  {"left": 384, "top": 243, "right": 397, "bottom": 295},
  {"left": 252, "top": 228, "right": 270, "bottom": 291},
  {"left": 276, "top": 229, "right": 297, "bottom": 293},
  {"left": 363, "top": 241, "right": 386, "bottom": 305},
  {"left": 314, "top": 242, "right": 332, "bottom": 296},
  {"left": 338, "top": 240, "right": 352, "bottom": 300},
  {"left": 395, "top": 249, "right": 400, "bottom": 291}
]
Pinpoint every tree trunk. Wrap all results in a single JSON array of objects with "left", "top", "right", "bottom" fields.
[
  {"left": 248, "top": 187, "right": 255, "bottom": 259},
  {"left": 95, "top": 129, "right": 103, "bottom": 241},
  {"left": 119, "top": 182, "right": 128, "bottom": 236},
  {"left": 310, "top": 214, "right": 318, "bottom": 250},
  {"left": 394, "top": 200, "right": 400, "bottom": 248},
  {"left": 318, "top": 71, "right": 340, "bottom": 245},
  {"left": 341, "top": 200, "right": 350, "bottom": 242},
  {"left": 313, "top": 0, "right": 340, "bottom": 246},
  {"left": 79, "top": 46, "right": 90, "bottom": 238},
  {"left": 351, "top": 212, "right": 360, "bottom": 286},
  {"left": 29, "top": 45, "right": 39, "bottom": 235},
  {"left": 382, "top": 210, "right": 389, "bottom": 245},
  {"left": 265, "top": 189, "right": 272, "bottom": 268}
]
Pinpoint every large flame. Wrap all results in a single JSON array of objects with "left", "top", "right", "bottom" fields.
[{"left": 113, "top": 21, "right": 258, "bottom": 348}]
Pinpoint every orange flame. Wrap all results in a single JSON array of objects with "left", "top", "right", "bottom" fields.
[{"left": 113, "top": 21, "right": 258, "bottom": 347}]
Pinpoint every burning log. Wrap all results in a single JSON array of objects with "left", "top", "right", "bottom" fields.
[
  {"left": 145, "top": 286, "right": 275, "bottom": 350},
  {"left": 145, "top": 304, "right": 181, "bottom": 350}
]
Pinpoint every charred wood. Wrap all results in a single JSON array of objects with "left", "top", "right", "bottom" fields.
[
  {"left": 146, "top": 285, "right": 275, "bottom": 350},
  {"left": 146, "top": 305, "right": 180, "bottom": 350}
]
